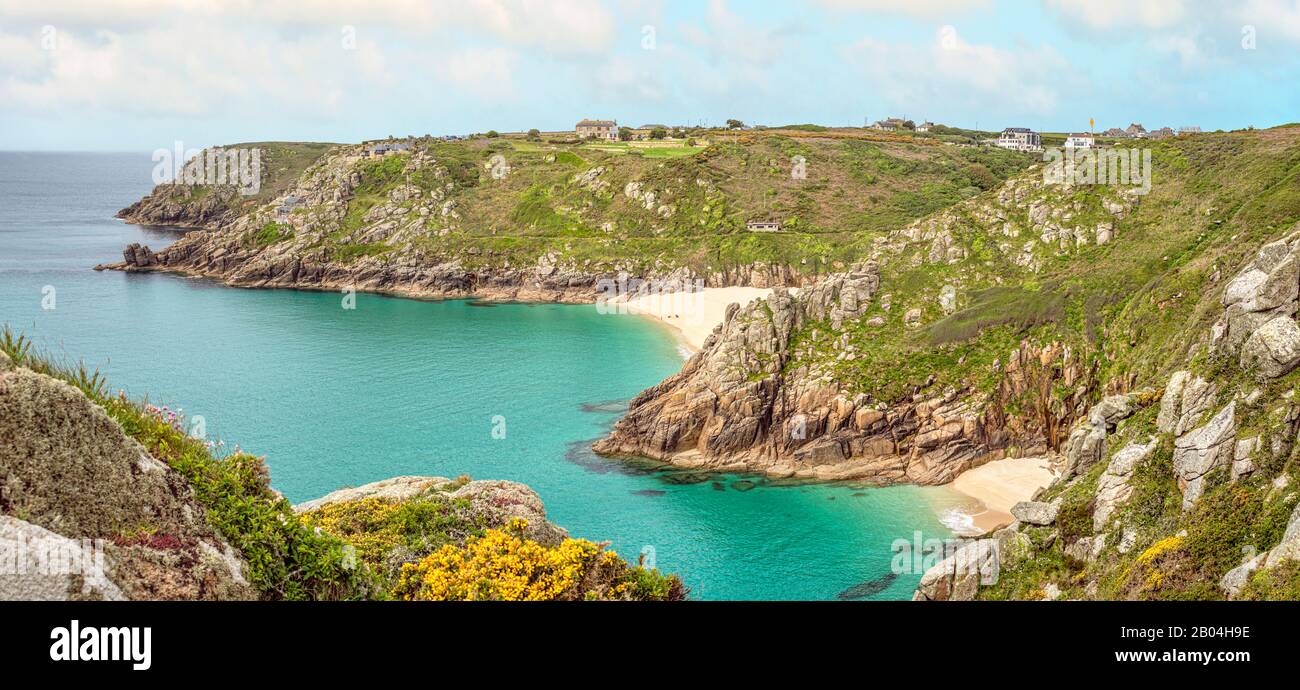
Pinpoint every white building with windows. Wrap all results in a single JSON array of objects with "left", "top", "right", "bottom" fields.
[
  {"left": 995, "top": 127, "right": 1042, "bottom": 152},
  {"left": 1064, "top": 133, "right": 1095, "bottom": 149}
]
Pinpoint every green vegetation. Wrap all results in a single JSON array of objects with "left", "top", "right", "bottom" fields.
[
  {"left": 1, "top": 328, "right": 374, "bottom": 601},
  {"left": 245, "top": 221, "right": 291, "bottom": 248}
]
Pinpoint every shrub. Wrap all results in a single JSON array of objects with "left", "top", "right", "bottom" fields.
[
  {"left": 393, "top": 519, "right": 685, "bottom": 601},
  {"left": 300, "top": 494, "right": 492, "bottom": 586}
]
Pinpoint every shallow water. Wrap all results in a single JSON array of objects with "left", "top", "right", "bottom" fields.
[{"left": 0, "top": 152, "right": 956, "bottom": 600}]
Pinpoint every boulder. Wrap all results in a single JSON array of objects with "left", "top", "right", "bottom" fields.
[
  {"left": 0, "top": 517, "right": 126, "bottom": 601},
  {"left": 1011, "top": 499, "right": 1061, "bottom": 526},
  {"left": 1264, "top": 501, "right": 1300, "bottom": 569},
  {"left": 294, "top": 476, "right": 569, "bottom": 547},
  {"left": 1220, "top": 552, "right": 1267, "bottom": 600},
  {"left": 1240, "top": 316, "right": 1300, "bottom": 380},
  {"left": 1088, "top": 394, "right": 1136, "bottom": 429},
  {"left": 293, "top": 476, "right": 449, "bottom": 512},
  {"left": 913, "top": 539, "right": 999, "bottom": 601},
  {"left": 938, "top": 285, "right": 957, "bottom": 314},
  {"left": 1232, "top": 436, "right": 1259, "bottom": 481}
]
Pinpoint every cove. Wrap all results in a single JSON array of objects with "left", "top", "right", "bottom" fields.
[{"left": 0, "top": 152, "right": 955, "bottom": 600}]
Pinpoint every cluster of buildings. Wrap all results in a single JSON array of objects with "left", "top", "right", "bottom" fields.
[
  {"left": 990, "top": 122, "right": 1204, "bottom": 152},
  {"left": 1099, "top": 123, "right": 1200, "bottom": 140},
  {"left": 870, "top": 118, "right": 935, "bottom": 132},
  {"left": 363, "top": 140, "right": 413, "bottom": 157}
]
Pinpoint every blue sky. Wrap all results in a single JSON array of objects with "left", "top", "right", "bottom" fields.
[{"left": 1, "top": 0, "right": 1298, "bottom": 151}]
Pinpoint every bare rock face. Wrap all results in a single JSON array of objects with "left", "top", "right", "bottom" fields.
[
  {"left": 1157, "top": 371, "right": 1218, "bottom": 436},
  {"left": 913, "top": 539, "right": 999, "bottom": 601},
  {"left": 1264, "top": 502, "right": 1300, "bottom": 569},
  {"left": 1093, "top": 438, "right": 1157, "bottom": 532},
  {"left": 1061, "top": 393, "right": 1139, "bottom": 480},
  {"left": 1173, "top": 402, "right": 1237, "bottom": 510},
  {"left": 0, "top": 360, "right": 254, "bottom": 600},
  {"left": 595, "top": 262, "right": 1091, "bottom": 485},
  {"left": 1213, "top": 229, "right": 1300, "bottom": 358}
]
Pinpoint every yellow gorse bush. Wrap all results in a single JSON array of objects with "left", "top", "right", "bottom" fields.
[
  {"left": 394, "top": 519, "right": 616, "bottom": 601},
  {"left": 1135, "top": 535, "right": 1186, "bottom": 590},
  {"left": 301, "top": 497, "right": 406, "bottom": 566}
]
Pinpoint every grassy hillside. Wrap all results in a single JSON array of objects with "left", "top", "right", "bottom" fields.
[
  {"left": 766, "top": 123, "right": 1300, "bottom": 600},
  {"left": 145, "top": 130, "right": 1036, "bottom": 280},
  {"left": 406, "top": 133, "right": 1028, "bottom": 274},
  {"left": 785, "top": 126, "right": 1300, "bottom": 408}
]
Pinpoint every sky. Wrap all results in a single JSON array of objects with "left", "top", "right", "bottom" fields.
[{"left": 1, "top": 0, "right": 1298, "bottom": 151}]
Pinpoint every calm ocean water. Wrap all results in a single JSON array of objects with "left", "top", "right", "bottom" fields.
[{"left": 0, "top": 151, "right": 958, "bottom": 600}]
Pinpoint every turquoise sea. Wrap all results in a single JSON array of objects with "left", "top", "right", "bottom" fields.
[{"left": 0, "top": 152, "right": 959, "bottom": 600}]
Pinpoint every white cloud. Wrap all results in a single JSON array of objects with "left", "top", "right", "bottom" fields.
[
  {"left": 814, "top": 0, "right": 990, "bottom": 19},
  {"left": 1236, "top": 0, "right": 1300, "bottom": 42},
  {"left": 1044, "top": 0, "right": 1188, "bottom": 30},
  {"left": 0, "top": 0, "right": 618, "bottom": 56},
  {"left": 844, "top": 26, "right": 1080, "bottom": 118},
  {"left": 441, "top": 47, "right": 520, "bottom": 101}
]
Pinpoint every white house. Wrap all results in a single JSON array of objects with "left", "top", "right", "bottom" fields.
[
  {"left": 916, "top": 121, "right": 934, "bottom": 133},
  {"left": 1064, "top": 133, "right": 1094, "bottom": 149},
  {"left": 746, "top": 220, "right": 782, "bottom": 232},
  {"left": 995, "top": 127, "right": 1042, "bottom": 152}
]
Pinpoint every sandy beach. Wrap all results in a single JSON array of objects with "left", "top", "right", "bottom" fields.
[
  {"left": 943, "top": 456, "right": 1058, "bottom": 535},
  {"left": 617, "top": 286, "right": 785, "bottom": 352}
]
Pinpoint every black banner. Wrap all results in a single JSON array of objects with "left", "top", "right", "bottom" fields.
[{"left": 0, "top": 601, "right": 1292, "bottom": 678}]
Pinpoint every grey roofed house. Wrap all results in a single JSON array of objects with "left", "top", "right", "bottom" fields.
[
  {"left": 275, "top": 194, "right": 306, "bottom": 218},
  {"left": 872, "top": 118, "right": 909, "bottom": 131},
  {"left": 365, "top": 141, "right": 413, "bottom": 156},
  {"left": 576, "top": 119, "right": 618, "bottom": 140},
  {"left": 745, "top": 220, "right": 782, "bottom": 232}
]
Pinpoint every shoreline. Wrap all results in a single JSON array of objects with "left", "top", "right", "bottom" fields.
[
  {"left": 615, "top": 286, "right": 787, "bottom": 352},
  {"left": 934, "top": 456, "right": 1058, "bottom": 536}
]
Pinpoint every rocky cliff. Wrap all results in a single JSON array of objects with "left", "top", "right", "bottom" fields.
[
  {"left": 904, "top": 127, "right": 1300, "bottom": 600},
  {"left": 596, "top": 165, "right": 1130, "bottom": 483},
  {"left": 0, "top": 349, "right": 254, "bottom": 600},
  {"left": 103, "top": 134, "right": 1032, "bottom": 301}
]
